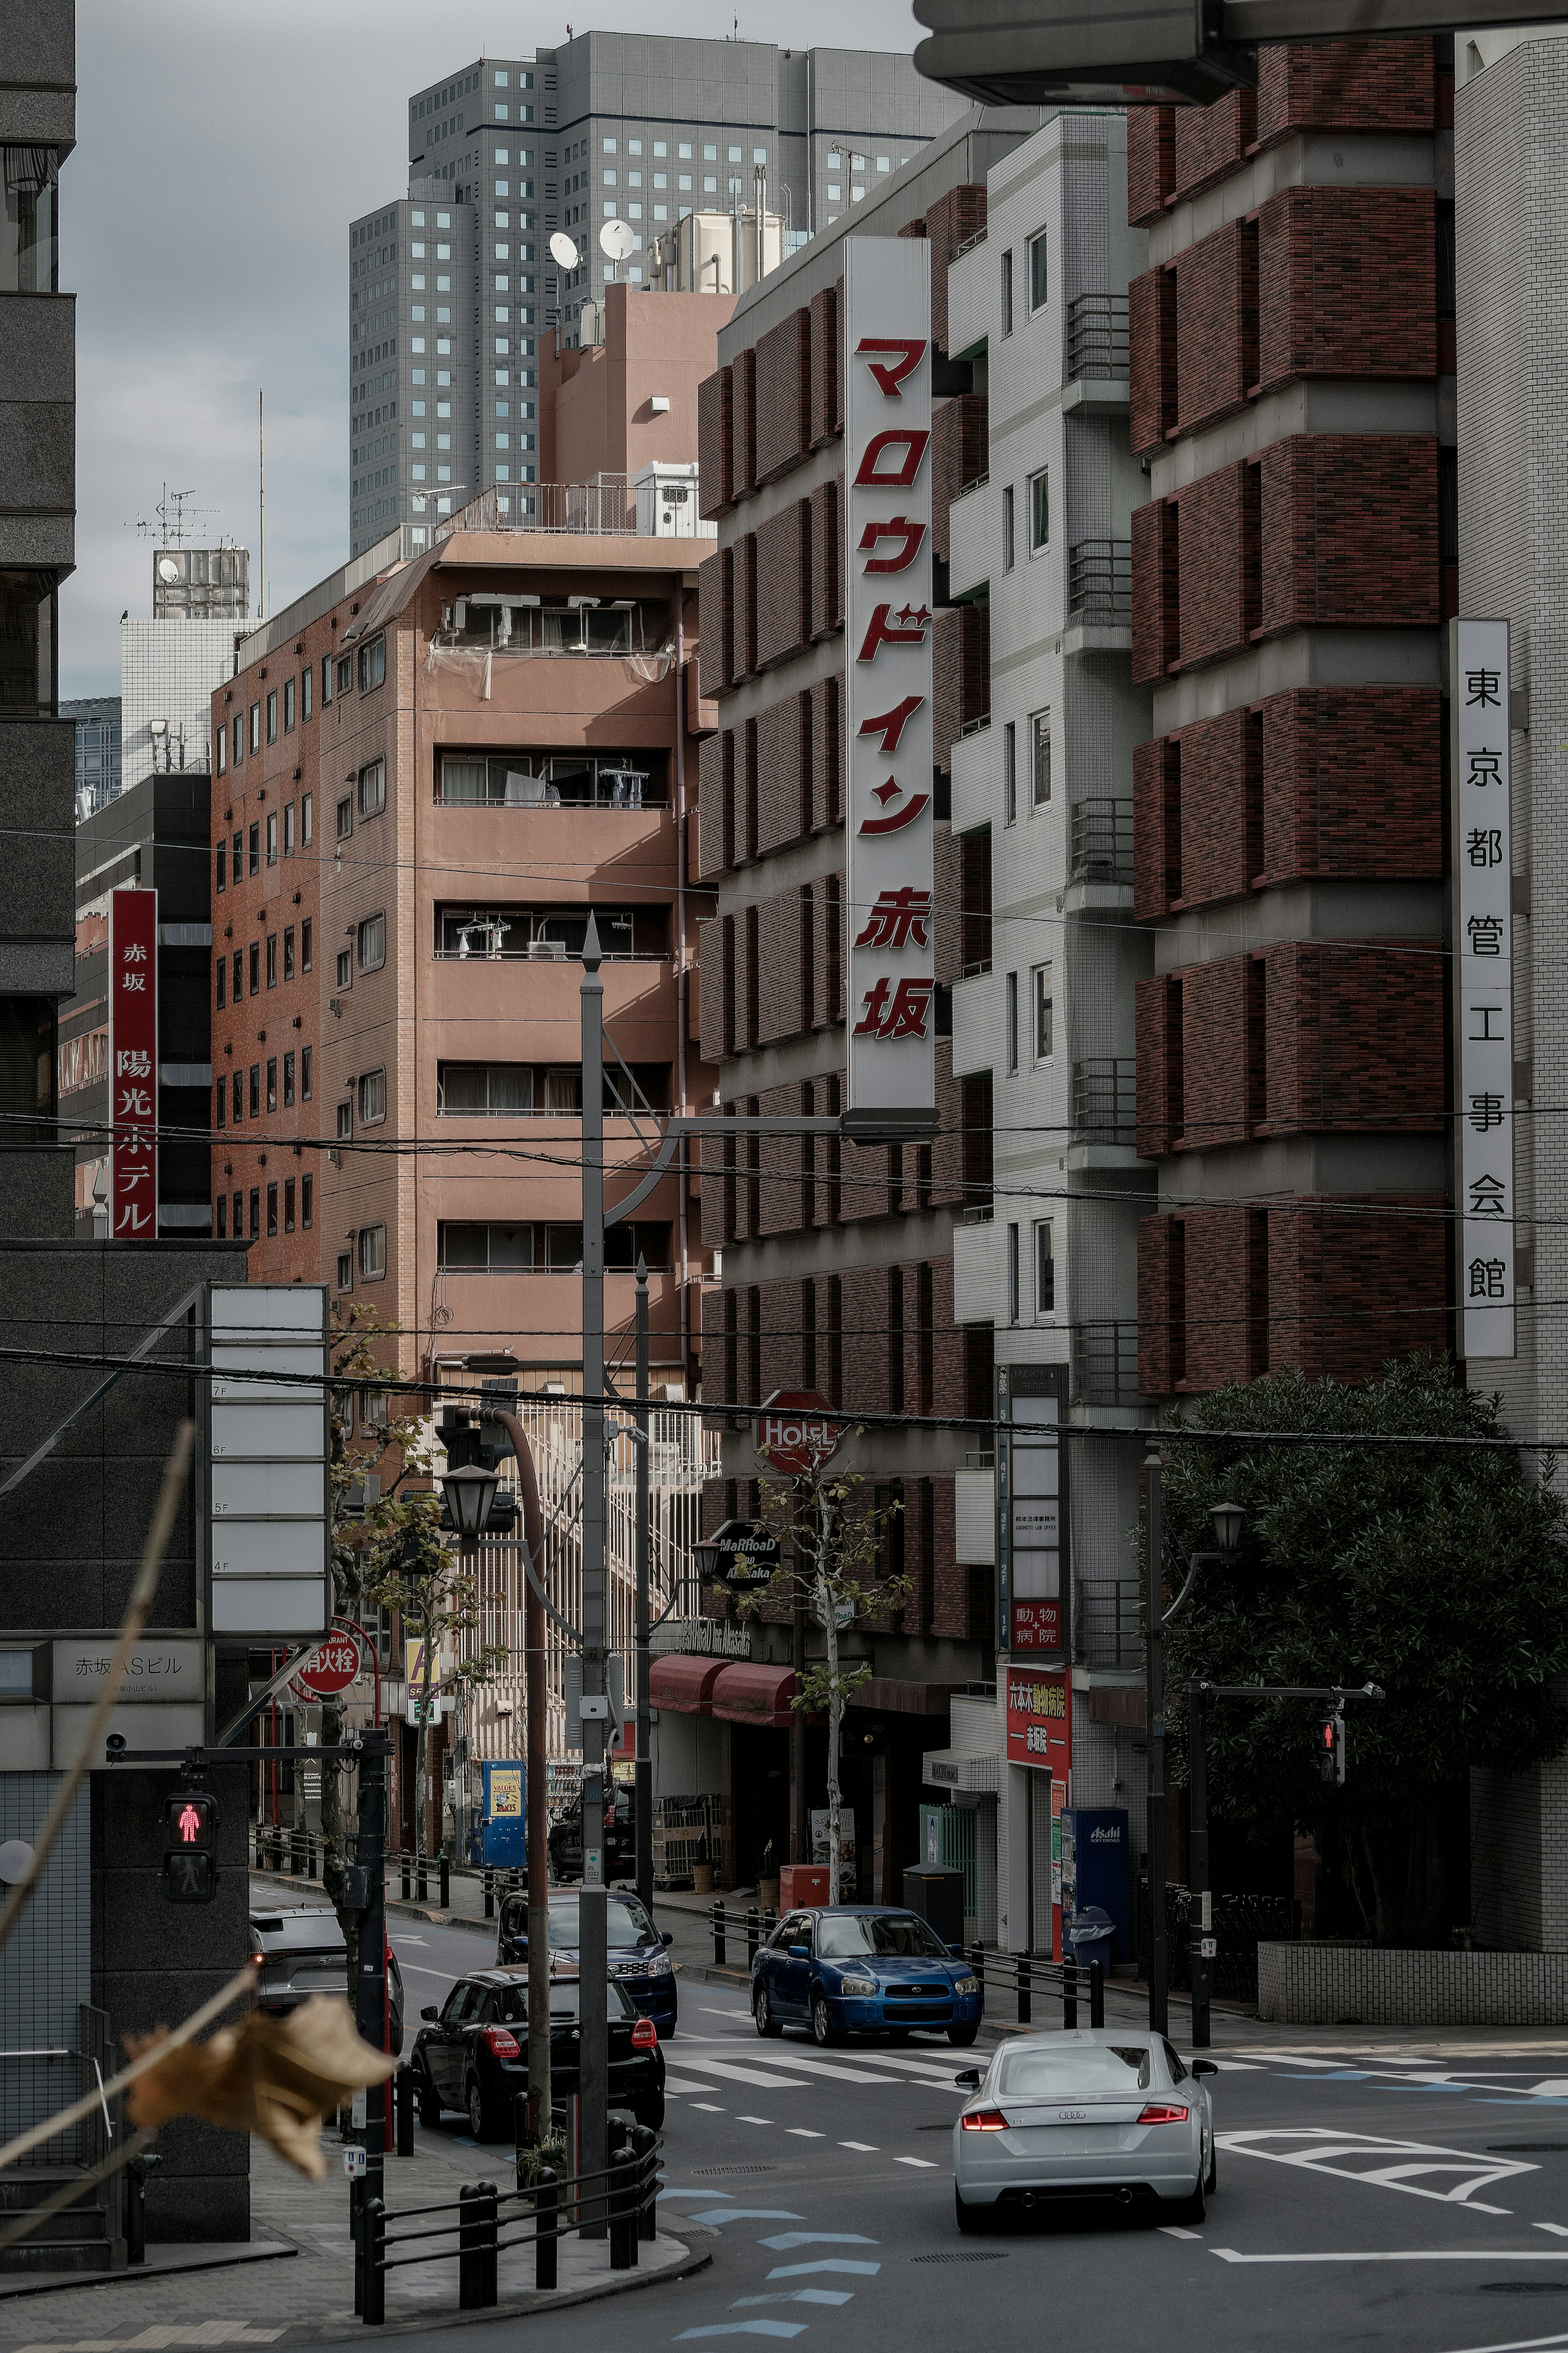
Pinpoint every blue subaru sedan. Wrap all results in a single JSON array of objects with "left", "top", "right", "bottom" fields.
[
  {"left": 497, "top": 1888, "right": 678, "bottom": 2035},
  {"left": 751, "top": 1904, "right": 981, "bottom": 2047}
]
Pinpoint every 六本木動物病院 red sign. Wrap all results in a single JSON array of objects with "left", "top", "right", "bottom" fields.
[
  {"left": 1004, "top": 1664, "right": 1071, "bottom": 1774},
  {"left": 109, "top": 888, "right": 158, "bottom": 1241},
  {"left": 843, "top": 234, "right": 935, "bottom": 1135}
]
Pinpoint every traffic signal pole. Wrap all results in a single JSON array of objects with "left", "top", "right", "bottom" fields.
[
  {"left": 351, "top": 1729, "right": 392, "bottom": 2267},
  {"left": 634, "top": 1262, "right": 653, "bottom": 1917},
  {"left": 1187, "top": 1688, "right": 1211, "bottom": 2049},
  {"left": 579, "top": 921, "right": 610, "bottom": 2236},
  {"left": 1144, "top": 1449, "right": 1168, "bottom": 2036}
]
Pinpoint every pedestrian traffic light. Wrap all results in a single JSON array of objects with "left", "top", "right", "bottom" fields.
[
  {"left": 1316, "top": 1714, "right": 1345, "bottom": 1787},
  {"left": 162, "top": 1787, "right": 218, "bottom": 1903}
]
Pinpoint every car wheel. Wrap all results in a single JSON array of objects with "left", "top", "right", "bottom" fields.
[
  {"left": 1172, "top": 2175, "right": 1206, "bottom": 2226},
  {"left": 466, "top": 2075, "right": 500, "bottom": 2143},
  {"left": 416, "top": 2068, "right": 442, "bottom": 2128},
  {"left": 947, "top": 2024, "right": 979, "bottom": 2047},
  {"left": 633, "top": 2091, "right": 666, "bottom": 2131},
  {"left": 955, "top": 2187, "right": 987, "bottom": 2237},
  {"left": 754, "top": 1985, "right": 783, "bottom": 2039},
  {"left": 811, "top": 1994, "right": 840, "bottom": 2048}
]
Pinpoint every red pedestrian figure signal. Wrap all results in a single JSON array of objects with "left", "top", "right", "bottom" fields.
[
  {"left": 163, "top": 1790, "right": 217, "bottom": 1903},
  {"left": 177, "top": 1801, "right": 202, "bottom": 1843},
  {"left": 1317, "top": 1714, "right": 1346, "bottom": 1786}
]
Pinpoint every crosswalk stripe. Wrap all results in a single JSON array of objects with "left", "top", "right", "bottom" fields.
[
  {"left": 667, "top": 2057, "right": 810, "bottom": 2090},
  {"left": 693, "top": 2050, "right": 906, "bottom": 2086},
  {"left": 893, "top": 2156, "right": 938, "bottom": 2169},
  {"left": 665, "top": 2074, "right": 720, "bottom": 2094}
]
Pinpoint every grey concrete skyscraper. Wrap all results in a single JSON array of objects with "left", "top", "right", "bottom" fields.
[{"left": 348, "top": 35, "right": 967, "bottom": 558}]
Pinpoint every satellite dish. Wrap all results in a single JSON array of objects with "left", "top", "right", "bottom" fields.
[
  {"left": 599, "top": 219, "right": 637, "bottom": 262},
  {"left": 549, "top": 232, "right": 580, "bottom": 270},
  {"left": 157, "top": 556, "right": 180, "bottom": 582}
]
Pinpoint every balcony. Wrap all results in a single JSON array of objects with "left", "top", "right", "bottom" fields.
[
  {"left": 946, "top": 471, "right": 993, "bottom": 605},
  {"left": 953, "top": 1468, "right": 996, "bottom": 1567},
  {"left": 952, "top": 1213, "right": 1004, "bottom": 1326},
  {"left": 1069, "top": 1320, "right": 1142, "bottom": 1406},
  {"left": 1069, "top": 1058, "right": 1136, "bottom": 1146},
  {"left": 1066, "top": 294, "right": 1129, "bottom": 385},
  {"left": 950, "top": 965, "right": 1001, "bottom": 1081},
  {"left": 1069, "top": 799, "right": 1133, "bottom": 886},
  {"left": 946, "top": 228, "right": 993, "bottom": 364},
  {"left": 1068, "top": 539, "right": 1131, "bottom": 624}
]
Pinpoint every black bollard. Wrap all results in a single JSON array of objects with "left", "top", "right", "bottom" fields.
[
  {"left": 1016, "top": 1950, "right": 1031, "bottom": 2026},
  {"left": 362, "top": 2199, "right": 385, "bottom": 2327},
  {"left": 535, "top": 2170, "right": 559, "bottom": 2291},
  {"left": 439, "top": 1855, "right": 450, "bottom": 1911},
  {"left": 458, "top": 2183, "right": 483, "bottom": 2308},
  {"left": 713, "top": 1899, "right": 726, "bottom": 1967},
  {"left": 394, "top": 2064, "right": 414, "bottom": 2157}
]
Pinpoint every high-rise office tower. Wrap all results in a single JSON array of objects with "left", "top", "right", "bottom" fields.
[{"left": 348, "top": 35, "right": 966, "bottom": 558}]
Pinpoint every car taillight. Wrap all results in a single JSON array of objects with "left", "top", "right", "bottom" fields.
[
  {"left": 1136, "top": 2102, "right": 1189, "bottom": 2125},
  {"left": 481, "top": 2026, "right": 521, "bottom": 2060},
  {"left": 248, "top": 1952, "right": 265, "bottom": 1967},
  {"left": 630, "top": 2017, "right": 658, "bottom": 2052},
  {"left": 960, "top": 2107, "right": 1008, "bottom": 2131}
]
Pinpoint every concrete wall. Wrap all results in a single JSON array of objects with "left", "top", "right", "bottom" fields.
[
  {"left": 541, "top": 282, "right": 735, "bottom": 486},
  {"left": 1258, "top": 1941, "right": 1568, "bottom": 2027}
]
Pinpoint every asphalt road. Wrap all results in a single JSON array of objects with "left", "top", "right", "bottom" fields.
[{"left": 371, "top": 1905, "right": 1568, "bottom": 2353}]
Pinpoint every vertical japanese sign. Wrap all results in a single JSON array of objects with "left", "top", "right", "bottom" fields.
[
  {"left": 998, "top": 1363, "right": 1067, "bottom": 1656},
  {"left": 843, "top": 235, "right": 935, "bottom": 1131},
  {"left": 109, "top": 888, "right": 157, "bottom": 1241},
  {"left": 1450, "top": 619, "right": 1515, "bottom": 1360},
  {"left": 1003, "top": 1664, "right": 1071, "bottom": 1773}
]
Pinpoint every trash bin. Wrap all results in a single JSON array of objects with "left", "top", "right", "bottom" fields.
[{"left": 1066, "top": 1906, "right": 1115, "bottom": 1975}]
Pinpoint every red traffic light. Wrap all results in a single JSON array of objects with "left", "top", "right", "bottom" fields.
[{"left": 1319, "top": 1720, "right": 1336, "bottom": 1751}]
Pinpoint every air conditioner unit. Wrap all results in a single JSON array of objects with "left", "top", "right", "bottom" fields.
[{"left": 527, "top": 939, "right": 568, "bottom": 960}]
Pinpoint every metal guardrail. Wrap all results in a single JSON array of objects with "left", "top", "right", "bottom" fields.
[
  {"left": 1070, "top": 1321, "right": 1143, "bottom": 1407},
  {"left": 1070, "top": 799, "right": 1134, "bottom": 885},
  {"left": 1068, "top": 538, "right": 1132, "bottom": 623},
  {"left": 1069, "top": 1058, "right": 1137, "bottom": 1146},
  {"left": 1067, "top": 293, "right": 1130, "bottom": 381}
]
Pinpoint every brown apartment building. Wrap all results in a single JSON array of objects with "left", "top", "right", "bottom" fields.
[{"left": 1127, "top": 38, "right": 1454, "bottom": 1391}]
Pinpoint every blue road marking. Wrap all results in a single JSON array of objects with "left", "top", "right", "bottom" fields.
[
  {"left": 674, "top": 2326, "right": 811, "bottom": 2342},
  {"left": 687, "top": 2208, "right": 806, "bottom": 2227},
  {"left": 760, "top": 2231, "right": 880, "bottom": 2250},
  {"left": 734, "top": 2291, "right": 856, "bottom": 2309},
  {"left": 766, "top": 2261, "right": 883, "bottom": 2279},
  {"left": 661, "top": 2188, "right": 735, "bottom": 2199}
]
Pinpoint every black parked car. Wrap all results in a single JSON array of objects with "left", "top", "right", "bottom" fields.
[
  {"left": 548, "top": 1788, "right": 635, "bottom": 1883},
  {"left": 410, "top": 1967, "right": 665, "bottom": 2142},
  {"left": 249, "top": 1905, "right": 406, "bottom": 2057}
]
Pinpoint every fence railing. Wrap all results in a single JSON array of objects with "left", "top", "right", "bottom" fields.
[
  {"left": 1076, "top": 1575, "right": 1143, "bottom": 1671},
  {"left": 1068, "top": 538, "right": 1132, "bottom": 623},
  {"left": 1069, "top": 1058, "right": 1136, "bottom": 1146},
  {"left": 1067, "top": 293, "right": 1130, "bottom": 381},
  {"left": 434, "top": 481, "right": 641, "bottom": 539},
  {"left": 1070, "top": 798, "right": 1135, "bottom": 885},
  {"left": 1140, "top": 1886, "right": 1297, "bottom": 2005},
  {"left": 1069, "top": 1321, "right": 1143, "bottom": 1408}
]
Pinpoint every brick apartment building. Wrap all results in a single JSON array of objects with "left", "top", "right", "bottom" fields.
[{"left": 1127, "top": 38, "right": 1454, "bottom": 1394}]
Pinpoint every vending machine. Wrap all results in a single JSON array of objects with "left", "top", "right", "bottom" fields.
[
  {"left": 1059, "top": 1807, "right": 1131, "bottom": 1961},
  {"left": 481, "top": 1759, "right": 526, "bottom": 1868}
]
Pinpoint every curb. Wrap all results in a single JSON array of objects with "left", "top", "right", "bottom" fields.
[
  {"left": 0, "top": 2246, "right": 298, "bottom": 2305},
  {"left": 275, "top": 2239, "right": 711, "bottom": 2344}
]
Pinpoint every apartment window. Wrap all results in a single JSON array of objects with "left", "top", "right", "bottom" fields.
[
  {"left": 1031, "top": 709, "right": 1051, "bottom": 807},
  {"left": 301, "top": 1045, "right": 313, "bottom": 1099},
  {"left": 266, "top": 1057, "right": 277, "bottom": 1112},
  {"left": 1034, "top": 1220, "right": 1055, "bottom": 1314},
  {"left": 215, "top": 959, "right": 225, "bottom": 1010},
  {"left": 301, "top": 792, "right": 313, "bottom": 845},
  {"left": 249, "top": 703, "right": 260, "bottom": 753},
  {"left": 1006, "top": 971, "right": 1018, "bottom": 1073},
  {"left": 283, "top": 925, "right": 295, "bottom": 981},
  {"left": 1003, "top": 720, "right": 1017, "bottom": 825},
  {"left": 232, "top": 831, "right": 242, "bottom": 883},
  {"left": 358, "top": 1068, "right": 387, "bottom": 1124},
  {"left": 1033, "top": 962, "right": 1054, "bottom": 1059},
  {"left": 284, "top": 1177, "right": 296, "bottom": 1233},
  {"left": 266, "top": 690, "right": 277, "bottom": 744},
  {"left": 216, "top": 729, "right": 226, "bottom": 778},
  {"left": 357, "top": 635, "right": 386, "bottom": 692},
  {"left": 357, "top": 913, "right": 386, "bottom": 972},
  {"left": 301, "top": 919, "right": 313, "bottom": 971},
  {"left": 249, "top": 941, "right": 260, "bottom": 995},
  {"left": 337, "top": 1100, "right": 353, "bottom": 1140},
  {"left": 233, "top": 948, "right": 243, "bottom": 1000},
  {"left": 322, "top": 655, "right": 333, "bottom": 706},
  {"left": 1029, "top": 466, "right": 1050, "bottom": 553},
  {"left": 283, "top": 1048, "right": 295, "bottom": 1106},
  {"left": 232, "top": 1188, "right": 242, "bottom": 1238},
  {"left": 336, "top": 655, "right": 353, "bottom": 696},
  {"left": 232, "top": 716, "right": 243, "bottom": 767},
  {"left": 267, "top": 1182, "right": 278, "bottom": 1237},
  {"left": 283, "top": 801, "right": 295, "bottom": 857},
  {"left": 336, "top": 949, "right": 352, "bottom": 989},
  {"left": 1001, "top": 484, "right": 1014, "bottom": 574},
  {"left": 336, "top": 1250, "right": 353, "bottom": 1292},
  {"left": 358, "top": 1224, "right": 387, "bottom": 1282},
  {"left": 284, "top": 678, "right": 296, "bottom": 734},
  {"left": 438, "top": 1061, "right": 534, "bottom": 1113},
  {"left": 266, "top": 933, "right": 277, "bottom": 987},
  {"left": 302, "top": 1173, "right": 313, "bottom": 1226},
  {"left": 266, "top": 812, "right": 278, "bottom": 866},
  {"left": 249, "top": 1187, "right": 261, "bottom": 1240},
  {"left": 248, "top": 822, "right": 259, "bottom": 876},
  {"left": 249, "top": 1063, "right": 260, "bottom": 1117},
  {"left": 214, "top": 1076, "right": 225, "bottom": 1129},
  {"left": 216, "top": 1194, "right": 227, "bottom": 1237},
  {"left": 1029, "top": 228, "right": 1048, "bottom": 313},
  {"left": 336, "top": 796, "right": 353, "bottom": 841},
  {"left": 358, "top": 758, "right": 385, "bottom": 818},
  {"left": 232, "top": 1069, "right": 243, "bottom": 1123},
  {"left": 1000, "top": 248, "right": 1013, "bottom": 337},
  {"left": 1007, "top": 1222, "right": 1020, "bottom": 1324},
  {"left": 301, "top": 666, "right": 312, "bottom": 720}
]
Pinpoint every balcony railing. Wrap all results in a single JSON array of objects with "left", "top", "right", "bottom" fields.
[
  {"left": 1075, "top": 1575, "right": 1143, "bottom": 1670},
  {"left": 1069, "top": 800, "right": 1134, "bottom": 886},
  {"left": 1070, "top": 1058, "right": 1136, "bottom": 1146},
  {"left": 1067, "top": 293, "right": 1130, "bottom": 382},
  {"left": 951, "top": 225, "right": 989, "bottom": 263},
  {"left": 1068, "top": 538, "right": 1132, "bottom": 624},
  {"left": 1069, "top": 1320, "right": 1142, "bottom": 1405},
  {"left": 435, "top": 479, "right": 639, "bottom": 538}
]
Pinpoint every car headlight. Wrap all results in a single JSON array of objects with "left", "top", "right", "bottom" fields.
[
  {"left": 837, "top": 1976, "right": 877, "bottom": 1997},
  {"left": 645, "top": 1951, "right": 673, "bottom": 1977},
  {"left": 953, "top": 1975, "right": 979, "bottom": 1996}
]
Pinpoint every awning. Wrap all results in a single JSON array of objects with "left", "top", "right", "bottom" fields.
[
  {"left": 649, "top": 1655, "right": 727, "bottom": 1716},
  {"left": 922, "top": 1747, "right": 1000, "bottom": 1796},
  {"left": 710, "top": 1662, "right": 797, "bottom": 1730}
]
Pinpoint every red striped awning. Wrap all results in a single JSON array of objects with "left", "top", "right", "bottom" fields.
[
  {"left": 710, "top": 1662, "right": 797, "bottom": 1730},
  {"left": 649, "top": 1654, "right": 727, "bottom": 1715}
]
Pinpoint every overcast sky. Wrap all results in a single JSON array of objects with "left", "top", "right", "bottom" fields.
[{"left": 62, "top": 0, "right": 921, "bottom": 699}]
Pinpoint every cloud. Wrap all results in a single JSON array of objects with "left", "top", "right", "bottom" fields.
[{"left": 62, "top": 0, "right": 923, "bottom": 697}]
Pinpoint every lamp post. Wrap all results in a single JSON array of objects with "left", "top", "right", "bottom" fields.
[
  {"left": 440, "top": 1462, "right": 499, "bottom": 1546},
  {"left": 1179, "top": 1501, "right": 1244, "bottom": 2052}
]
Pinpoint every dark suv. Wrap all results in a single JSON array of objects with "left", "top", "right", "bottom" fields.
[
  {"left": 410, "top": 1967, "right": 665, "bottom": 2141},
  {"left": 250, "top": 1905, "right": 405, "bottom": 2056},
  {"left": 497, "top": 1888, "right": 677, "bottom": 2035},
  {"left": 548, "top": 1788, "right": 635, "bottom": 1883}
]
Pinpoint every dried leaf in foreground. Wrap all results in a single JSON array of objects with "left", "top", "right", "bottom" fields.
[{"left": 126, "top": 1995, "right": 398, "bottom": 2179}]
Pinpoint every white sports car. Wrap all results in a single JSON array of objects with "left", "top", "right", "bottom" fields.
[{"left": 952, "top": 2029, "right": 1218, "bottom": 2231}]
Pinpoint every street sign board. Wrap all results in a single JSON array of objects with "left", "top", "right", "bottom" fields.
[
  {"left": 291, "top": 1627, "right": 363, "bottom": 1699},
  {"left": 206, "top": 1284, "right": 329, "bottom": 1639},
  {"left": 706, "top": 1520, "right": 782, "bottom": 1592},
  {"left": 1004, "top": 1664, "right": 1072, "bottom": 1774},
  {"left": 756, "top": 1390, "right": 843, "bottom": 1476},
  {"left": 109, "top": 887, "right": 158, "bottom": 1241}
]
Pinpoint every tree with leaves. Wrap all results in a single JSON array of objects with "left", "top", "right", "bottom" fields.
[
  {"left": 714, "top": 1463, "right": 906, "bottom": 1900},
  {"left": 1157, "top": 1358, "right": 1568, "bottom": 1946}
]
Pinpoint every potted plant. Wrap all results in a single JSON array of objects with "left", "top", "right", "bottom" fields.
[
  {"left": 516, "top": 2129, "right": 570, "bottom": 2216},
  {"left": 757, "top": 1839, "right": 779, "bottom": 1916},
  {"left": 692, "top": 1831, "right": 715, "bottom": 1896}
]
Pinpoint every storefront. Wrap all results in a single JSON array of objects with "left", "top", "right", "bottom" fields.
[{"left": 1002, "top": 1664, "right": 1072, "bottom": 1960}]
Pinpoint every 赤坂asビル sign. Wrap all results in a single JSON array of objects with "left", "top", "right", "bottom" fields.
[
  {"left": 1004, "top": 1664, "right": 1071, "bottom": 1774},
  {"left": 843, "top": 234, "right": 935, "bottom": 1137},
  {"left": 109, "top": 888, "right": 158, "bottom": 1240}
]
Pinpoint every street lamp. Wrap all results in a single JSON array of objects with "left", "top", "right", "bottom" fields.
[
  {"left": 1209, "top": 1501, "right": 1245, "bottom": 1558},
  {"left": 1184, "top": 1502, "right": 1244, "bottom": 2053},
  {"left": 439, "top": 1461, "right": 499, "bottom": 1544}
]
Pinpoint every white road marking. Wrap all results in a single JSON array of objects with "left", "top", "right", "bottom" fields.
[
  {"left": 737, "top": 2115, "right": 774, "bottom": 2125},
  {"left": 1160, "top": 2227, "right": 1203, "bottom": 2239},
  {"left": 392, "top": 1934, "right": 430, "bottom": 1944},
  {"left": 700, "top": 2005, "right": 757, "bottom": 2019},
  {"left": 1211, "top": 2249, "right": 1568, "bottom": 2266},
  {"left": 664, "top": 2075, "right": 719, "bottom": 2094},
  {"left": 839, "top": 2141, "right": 879, "bottom": 2152},
  {"left": 717, "top": 2052, "right": 907, "bottom": 2086},
  {"left": 1432, "top": 2330, "right": 1568, "bottom": 2353},
  {"left": 1218, "top": 2128, "right": 1537, "bottom": 2210},
  {"left": 669, "top": 2058, "right": 810, "bottom": 2090},
  {"left": 398, "top": 1963, "right": 459, "bottom": 1978},
  {"left": 786, "top": 2128, "right": 825, "bottom": 2139},
  {"left": 1537, "top": 2224, "right": 1568, "bottom": 2237},
  {"left": 893, "top": 2156, "right": 938, "bottom": 2169},
  {"left": 691, "top": 2102, "right": 726, "bottom": 2112},
  {"left": 1210, "top": 2060, "right": 1263, "bottom": 2072}
]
